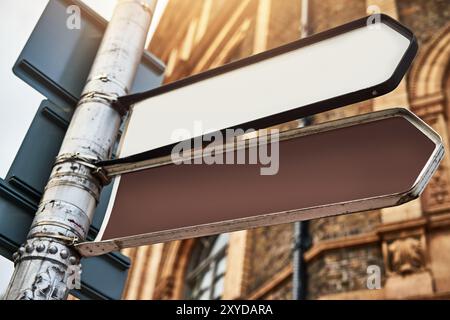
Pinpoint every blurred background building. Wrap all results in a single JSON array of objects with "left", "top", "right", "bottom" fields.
[{"left": 121, "top": 0, "right": 450, "bottom": 299}]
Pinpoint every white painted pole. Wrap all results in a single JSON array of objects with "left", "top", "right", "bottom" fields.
[{"left": 4, "top": 0, "right": 157, "bottom": 300}]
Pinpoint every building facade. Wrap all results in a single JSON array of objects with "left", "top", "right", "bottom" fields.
[{"left": 121, "top": 0, "right": 450, "bottom": 300}]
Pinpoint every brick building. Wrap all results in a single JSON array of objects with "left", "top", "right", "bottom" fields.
[{"left": 121, "top": 0, "right": 450, "bottom": 299}]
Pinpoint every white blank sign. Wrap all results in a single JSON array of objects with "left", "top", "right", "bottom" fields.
[{"left": 119, "top": 15, "right": 415, "bottom": 159}]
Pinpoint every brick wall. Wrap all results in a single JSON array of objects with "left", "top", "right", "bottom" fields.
[
  {"left": 244, "top": 224, "right": 293, "bottom": 295},
  {"left": 266, "top": 0, "right": 301, "bottom": 48},
  {"left": 310, "top": 0, "right": 367, "bottom": 33},
  {"left": 398, "top": 0, "right": 450, "bottom": 44},
  {"left": 309, "top": 211, "right": 381, "bottom": 243},
  {"left": 261, "top": 276, "right": 293, "bottom": 300},
  {"left": 307, "top": 245, "right": 385, "bottom": 299}
]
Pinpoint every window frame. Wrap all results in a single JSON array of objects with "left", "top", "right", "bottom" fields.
[{"left": 185, "top": 235, "right": 229, "bottom": 300}]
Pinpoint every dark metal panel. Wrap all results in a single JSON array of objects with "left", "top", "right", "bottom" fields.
[
  {"left": 74, "top": 254, "right": 130, "bottom": 300},
  {"left": 5, "top": 100, "right": 113, "bottom": 234},
  {"left": 13, "top": 0, "right": 165, "bottom": 108},
  {"left": 6, "top": 101, "right": 72, "bottom": 203},
  {"left": 0, "top": 180, "right": 35, "bottom": 260},
  {"left": 89, "top": 182, "right": 114, "bottom": 237}
]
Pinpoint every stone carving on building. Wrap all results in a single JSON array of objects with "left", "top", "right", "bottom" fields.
[
  {"left": 409, "top": 23, "right": 450, "bottom": 213},
  {"left": 387, "top": 237, "right": 425, "bottom": 275},
  {"left": 424, "top": 162, "right": 450, "bottom": 210}
]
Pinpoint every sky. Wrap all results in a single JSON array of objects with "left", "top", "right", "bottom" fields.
[{"left": 0, "top": 0, "right": 167, "bottom": 298}]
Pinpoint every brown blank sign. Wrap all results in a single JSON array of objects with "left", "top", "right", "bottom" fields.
[{"left": 77, "top": 109, "right": 443, "bottom": 257}]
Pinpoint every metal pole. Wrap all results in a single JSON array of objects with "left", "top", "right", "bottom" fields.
[
  {"left": 292, "top": 221, "right": 309, "bottom": 300},
  {"left": 4, "top": 0, "right": 157, "bottom": 300},
  {"left": 293, "top": 0, "right": 309, "bottom": 301}
]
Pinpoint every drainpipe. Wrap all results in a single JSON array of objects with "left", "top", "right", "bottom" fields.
[{"left": 292, "top": 0, "right": 310, "bottom": 301}]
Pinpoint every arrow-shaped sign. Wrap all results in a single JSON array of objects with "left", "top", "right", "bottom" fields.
[
  {"left": 106, "top": 14, "right": 417, "bottom": 164},
  {"left": 77, "top": 108, "right": 443, "bottom": 256}
]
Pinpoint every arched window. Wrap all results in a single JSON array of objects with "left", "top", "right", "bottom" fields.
[{"left": 185, "top": 234, "right": 229, "bottom": 300}]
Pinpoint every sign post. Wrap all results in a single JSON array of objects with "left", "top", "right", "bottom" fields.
[
  {"left": 4, "top": 0, "right": 158, "bottom": 300},
  {"left": 1, "top": 0, "right": 165, "bottom": 300}
]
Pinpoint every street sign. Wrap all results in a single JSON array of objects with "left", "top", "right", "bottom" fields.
[
  {"left": 76, "top": 108, "right": 444, "bottom": 257},
  {"left": 2, "top": 0, "right": 166, "bottom": 299},
  {"left": 107, "top": 14, "right": 417, "bottom": 163},
  {"left": 13, "top": 0, "right": 165, "bottom": 109}
]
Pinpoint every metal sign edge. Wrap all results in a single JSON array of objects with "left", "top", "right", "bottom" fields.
[
  {"left": 75, "top": 107, "right": 444, "bottom": 257},
  {"left": 101, "top": 14, "right": 418, "bottom": 167}
]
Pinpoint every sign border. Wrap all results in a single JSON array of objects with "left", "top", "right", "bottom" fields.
[
  {"left": 103, "top": 14, "right": 418, "bottom": 166},
  {"left": 77, "top": 108, "right": 443, "bottom": 257}
]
